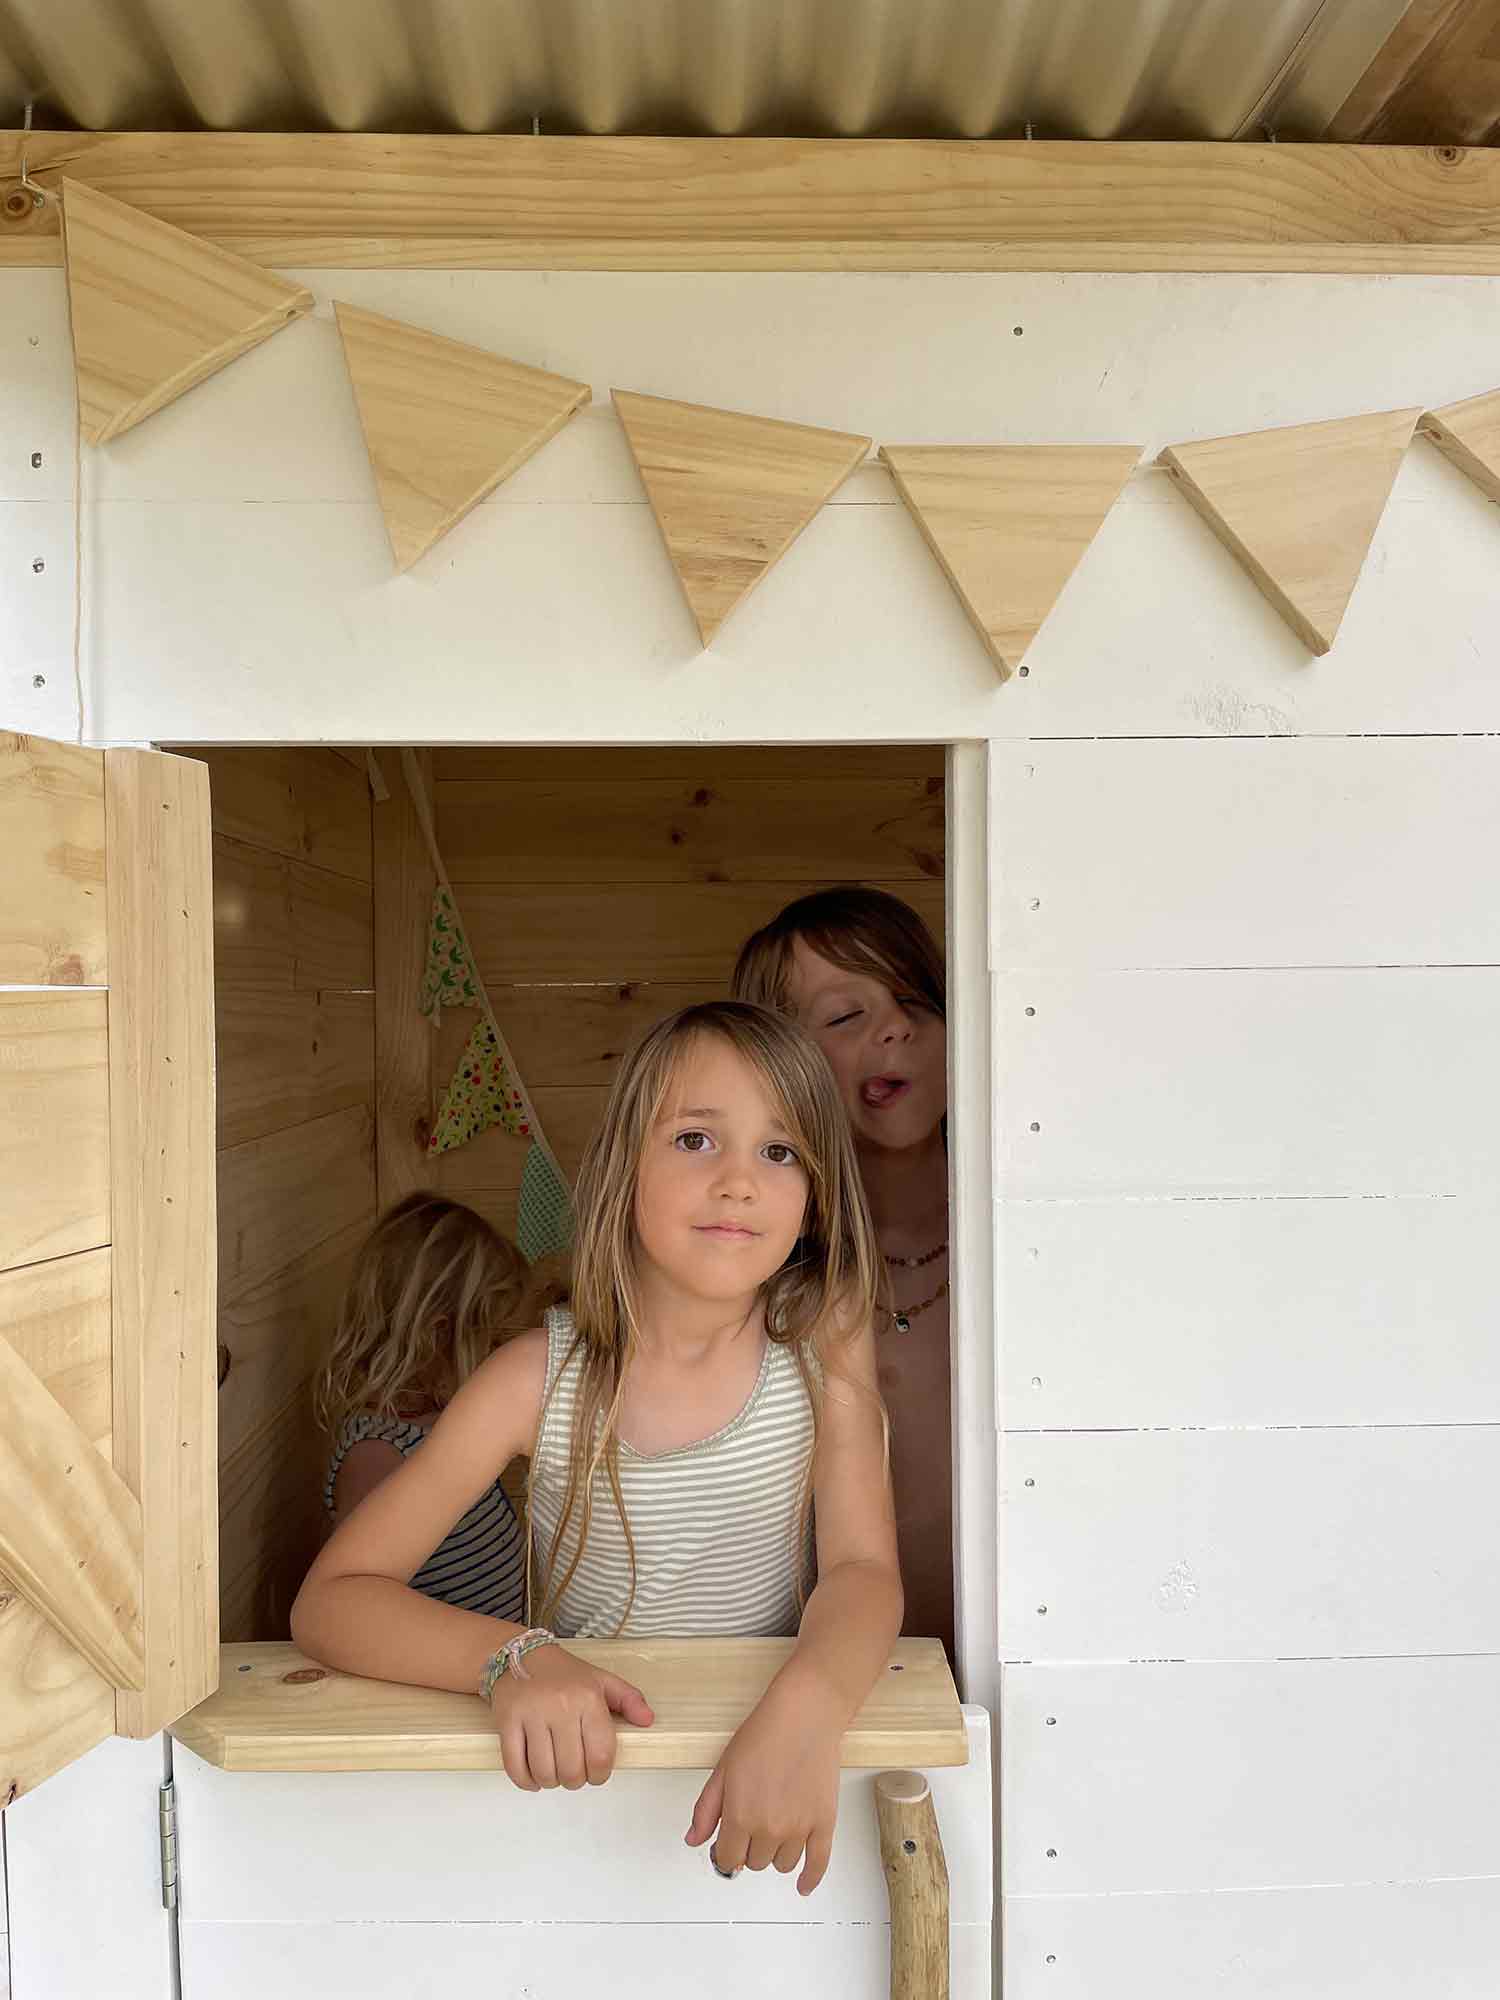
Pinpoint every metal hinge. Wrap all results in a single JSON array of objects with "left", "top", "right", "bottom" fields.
[{"left": 158, "top": 1778, "right": 179, "bottom": 1911}]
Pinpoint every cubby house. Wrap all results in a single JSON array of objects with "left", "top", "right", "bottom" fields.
[{"left": 5, "top": 20, "right": 1500, "bottom": 2000}]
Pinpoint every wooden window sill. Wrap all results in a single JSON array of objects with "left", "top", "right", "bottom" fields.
[{"left": 171, "top": 1638, "right": 967, "bottom": 1774}]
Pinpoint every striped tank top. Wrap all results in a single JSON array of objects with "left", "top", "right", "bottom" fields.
[
  {"left": 528, "top": 1306, "right": 816, "bottom": 1640},
  {"left": 323, "top": 1414, "right": 526, "bottom": 1623}
]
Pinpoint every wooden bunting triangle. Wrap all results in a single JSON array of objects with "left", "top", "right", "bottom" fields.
[
  {"left": 612, "top": 390, "right": 871, "bottom": 644},
  {"left": 61, "top": 179, "right": 313, "bottom": 445},
  {"left": 335, "top": 304, "right": 591, "bottom": 572},
  {"left": 1419, "top": 387, "right": 1500, "bottom": 505},
  {"left": 1157, "top": 407, "right": 1422, "bottom": 655},
  {"left": 879, "top": 445, "right": 1141, "bottom": 679}
]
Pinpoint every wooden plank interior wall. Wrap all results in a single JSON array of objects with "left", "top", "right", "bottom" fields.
[
  {"left": 191, "top": 748, "right": 378, "bottom": 1643},
  {"left": 427, "top": 746, "right": 948, "bottom": 1236}
]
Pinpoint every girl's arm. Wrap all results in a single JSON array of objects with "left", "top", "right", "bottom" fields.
[
  {"left": 686, "top": 1319, "right": 903, "bottom": 1894},
  {"left": 292, "top": 1328, "right": 655, "bottom": 1788},
  {"left": 292, "top": 1328, "right": 550, "bottom": 1694}
]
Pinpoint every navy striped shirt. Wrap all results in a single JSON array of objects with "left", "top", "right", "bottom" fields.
[{"left": 323, "top": 1414, "right": 526, "bottom": 1623}]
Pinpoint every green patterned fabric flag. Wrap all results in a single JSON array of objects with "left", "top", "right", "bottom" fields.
[
  {"left": 517, "top": 1139, "right": 574, "bottom": 1262},
  {"left": 427, "top": 1017, "right": 532, "bottom": 1156},
  {"left": 420, "top": 885, "right": 478, "bottom": 1022}
]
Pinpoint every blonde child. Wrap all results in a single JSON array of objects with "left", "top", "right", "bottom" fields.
[
  {"left": 733, "top": 886, "right": 952, "bottom": 1655},
  {"left": 292, "top": 1001, "right": 901, "bottom": 1895},
  {"left": 316, "top": 1192, "right": 531, "bottom": 1623}
]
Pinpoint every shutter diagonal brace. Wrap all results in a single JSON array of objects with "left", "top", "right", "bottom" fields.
[{"left": 0, "top": 1330, "right": 145, "bottom": 1690}]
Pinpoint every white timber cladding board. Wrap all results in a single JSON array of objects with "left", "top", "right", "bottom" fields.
[
  {"left": 1, "top": 1736, "right": 169, "bottom": 2000},
  {"left": 1000, "top": 1426, "right": 1500, "bottom": 1663},
  {"left": 181, "top": 1920, "right": 995, "bottom": 1999},
  {"left": 994, "top": 967, "right": 1500, "bottom": 1198},
  {"left": 172, "top": 1711, "right": 991, "bottom": 1924},
  {"left": 991, "top": 735, "right": 1500, "bottom": 970},
  {"left": 1002, "top": 1657, "right": 1500, "bottom": 1896},
  {"left": 1, "top": 269, "right": 1498, "bottom": 740},
  {"left": 999, "top": 1190, "right": 1500, "bottom": 1429},
  {"left": 1, "top": 501, "right": 79, "bottom": 741},
  {"left": 1003, "top": 1878, "right": 1500, "bottom": 2000}
]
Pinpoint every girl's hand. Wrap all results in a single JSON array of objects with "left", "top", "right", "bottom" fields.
[
  {"left": 491, "top": 1644, "right": 655, "bottom": 1791},
  {"left": 684, "top": 1676, "right": 843, "bottom": 1895}
]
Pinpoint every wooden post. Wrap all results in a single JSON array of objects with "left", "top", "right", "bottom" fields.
[{"left": 876, "top": 1769, "right": 950, "bottom": 2000}]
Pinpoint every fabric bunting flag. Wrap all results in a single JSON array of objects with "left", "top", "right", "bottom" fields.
[
  {"left": 419, "top": 885, "right": 478, "bottom": 1021},
  {"left": 415, "top": 879, "right": 575, "bottom": 1256},
  {"left": 517, "top": 1138, "right": 575, "bottom": 1262},
  {"left": 427, "top": 1017, "right": 532, "bottom": 1156}
]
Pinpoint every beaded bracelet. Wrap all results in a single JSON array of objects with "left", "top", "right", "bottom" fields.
[{"left": 478, "top": 1626, "right": 557, "bottom": 1703}]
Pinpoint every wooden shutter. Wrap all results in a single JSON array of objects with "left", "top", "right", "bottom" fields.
[{"left": 0, "top": 732, "right": 217, "bottom": 1800}]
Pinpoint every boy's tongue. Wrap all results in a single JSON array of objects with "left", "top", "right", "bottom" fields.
[{"left": 861, "top": 1075, "right": 905, "bottom": 1108}]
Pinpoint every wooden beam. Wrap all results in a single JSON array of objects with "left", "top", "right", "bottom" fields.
[
  {"left": 1328, "top": 0, "right": 1500, "bottom": 146},
  {"left": 2, "top": 136, "right": 1499, "bottom": 273},
  {"left": 171, "top": 1636, "right": 968, "bottom": 1772},
  {"left": 105, "top": 747, "right": 219, "bottom": 1738}
]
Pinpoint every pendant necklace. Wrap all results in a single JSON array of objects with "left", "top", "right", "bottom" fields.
[
  {"left": 886, "top": 1278, "right": 948, "bottom": 1336},
  {"left": 884, "top": 1236, "right": 947, "bottom": 1271}
]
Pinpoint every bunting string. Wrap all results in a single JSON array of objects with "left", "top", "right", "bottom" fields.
[{"left": 399, "top": 749, "right": 572, "bottom": 1257}]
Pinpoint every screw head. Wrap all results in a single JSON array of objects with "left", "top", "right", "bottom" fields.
[{"left": 31, "top": 557, "right": 45, "bottom": 573}]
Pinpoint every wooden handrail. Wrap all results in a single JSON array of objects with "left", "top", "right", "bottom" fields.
[{"left": 172, "top": 1637, "right": 968, "bottom": 1773}]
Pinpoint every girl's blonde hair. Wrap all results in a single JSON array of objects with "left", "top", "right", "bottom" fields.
[
  {"left": 532, "top": 999, "right": 880, "bottom": 1631},
  {"left": 316, "top": 1192, "right": 531, "bottom": 1433},
  {"left": 732, "top": 884, "right": 946, "bottom": 1022}
]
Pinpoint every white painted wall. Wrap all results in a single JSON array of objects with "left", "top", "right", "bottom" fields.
[{"left": 4, "top": 264, "right": 1500, "bottom": 1997}]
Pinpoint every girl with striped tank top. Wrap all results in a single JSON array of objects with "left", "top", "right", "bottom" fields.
[{"left": 293, "top": 1001, "right": 902, "bottom": 1895}]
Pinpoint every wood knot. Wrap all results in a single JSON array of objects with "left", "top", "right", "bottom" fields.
[
  {"left": 1435, "top": 145, "right": 1463, "bottom": 167},
  {"left": 2, "top": 187, "right": 34, "bottom": 223},
  {"left": 281, "top": 1667, "right": 328, "bottom": 1685},
  {"left": 691, "top": 787, "right": 714, "bottom": 808}
]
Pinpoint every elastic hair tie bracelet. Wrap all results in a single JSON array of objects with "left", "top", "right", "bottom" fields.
[{"left": 477, "top": 1627, "right": 557, "bottom": 1702}]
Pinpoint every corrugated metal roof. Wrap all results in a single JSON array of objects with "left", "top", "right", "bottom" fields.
[{"left": 0, "top": 0, "right": 1415, "bottom": 140}]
